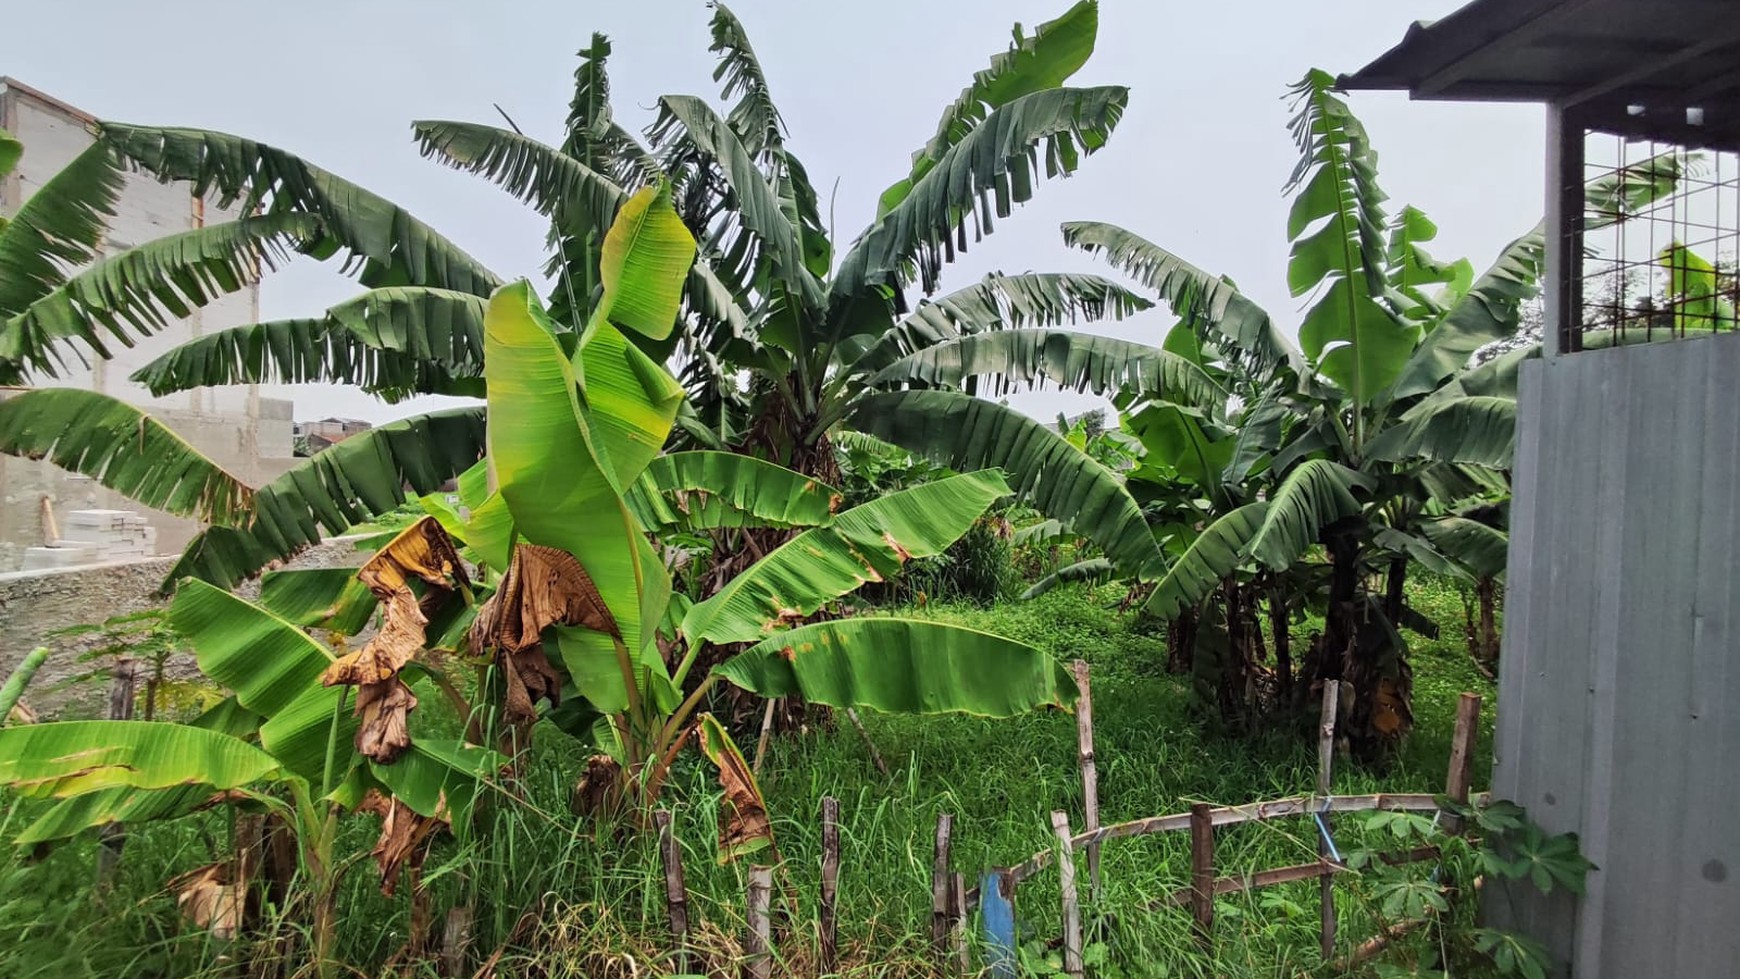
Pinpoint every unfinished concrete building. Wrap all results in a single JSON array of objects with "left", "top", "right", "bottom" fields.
[{"left": 0, "top": 77, "right": 296, "bottom": 571}]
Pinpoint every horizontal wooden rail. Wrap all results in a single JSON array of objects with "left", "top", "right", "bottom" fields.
[
  {"left": 1155, "top": 846, "right": 1443, "bottom": 907},
  {"left": 966, "top": 792, "right": 1487, "bottom": 904},
  {"left": 1162, "top": 859, "right": 1343, "bottom": 906}
]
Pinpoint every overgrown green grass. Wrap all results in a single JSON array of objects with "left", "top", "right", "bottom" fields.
[{"left": 0, "top": 574, "right": 1498, "bottom": 978}]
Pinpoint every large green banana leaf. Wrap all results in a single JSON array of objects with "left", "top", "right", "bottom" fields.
[
  {"left": 1144, "top": 502, "right": 1269, "bottom": 620},
  {"left": 1019, "top": 557, "right": 1114, "bottom": 600},
  {"left": 681, "top": 471, "right": 1011, "bottom": 646},
  {"left": 0, "top": 720, "right": 282, "bottom": 799},
  {"left": 0, "top": 213, "right": 316, "bottom": 385},
  {"left": 878, "top": 0, "right": 1100, "bottom": 214},
  {"left": 370, "top": 740, "right": 505, "bottom": 823},
  {"left": 168, "top": 580, "right": 350, "bottom": 782},
  {"left": 15, "top": 783, "right": 225, "bottom": 844},
  {"left": 259, "top": 567, "right": 380, "bottom": 635},
  {"left": 1286, "top": 73, "right": 1414, "bottom": 409},
  {"left": 1386, "top": 224, "right": 1543, "bottom": 401},
  {"left": 486, "top": 185, "right": 692, "bottom": 676},
  {"left": 165, "top": 406, "right": 486, "bottom": 591},
  {"left": 1365, "top": 396, "right": 1516, "bottom": 469},
  {"left": 849, "top": 390, "right": 1158, "bottom": 575},
  {"left": 651, "top": 96, "right": 822, "bottom": 310},
  {"left": 100, "top": 123, "right": 499, "bottom": 296},
  {"left": 715, "top": 617, "right": 1076, "bottom": 717},
  {"left": 869, "top": 328, "right": 1223, "bottom": 407},
  {"left": 129, "top": 287, "right": 487, "bottom": 402},
  {"left": 588, "top": 180, "right": 699, "bottom": 340},
  {"left": 486, "top": 282, "right": 666, "bottom": 669},
  {"left": 0, "top": 139, "right": 123, "bottom": 319},
  {"left": 0, "top": 388, "right": 252, "bottom": 525},
  {"left": 1061, "top": 220, "right": 1298, "bottom": 376},
  {"left": 834, "top": 85, "right": 1127, "bottom": 298},
  {"left": 13, "top": 697, "right": 263, "bottom": 843},
  {"left": 1247, "top": 460, "right": 1369, "bottom": 571},
  {"left": 625, "top": 451, "right": 841, "bottom": 534},
  {"left": 847, "top": 271, "right": 1151, "bottom": 376},
  {"left": 1419, "top": 516, "right": 1509, "bottom": 581}
]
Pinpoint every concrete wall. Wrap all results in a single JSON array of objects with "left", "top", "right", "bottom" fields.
[
  {"left": 0, "top": 78, "right": 294, "bottom": 571},
  {"left": 1494, "top": 334, "right": 1740, "bottom": 978},
  {"left": 0, "top": 536, "right": 369, "bottom": 716}
]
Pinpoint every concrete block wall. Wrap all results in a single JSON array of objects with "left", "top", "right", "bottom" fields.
[
  {"left": 0, "top": 536, "right": 371, "bottom": 716},
  {"left": 0, "top": 78, "right": 296, "bottom": 572}
]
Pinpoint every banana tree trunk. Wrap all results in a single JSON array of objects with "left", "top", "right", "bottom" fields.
[
  {"left": 1315, "top": 520, "right": 1414, "bottom": 757},
  {"left": 1476, "top": 576, "right": 1500, "bottom": 666},
  {"left": 1383, "top": 556, "right": 1407, "bottom": 622},
  {"left": 1166, "top": 608, "right": 1198, "bottom": 674},
  {"left": 1269, "top": 587, "right": 1292, "bottom": 706}
]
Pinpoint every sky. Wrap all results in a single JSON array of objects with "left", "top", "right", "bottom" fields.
[{"left": 1, "top": 0, "right": 1546, "bottom": 426}]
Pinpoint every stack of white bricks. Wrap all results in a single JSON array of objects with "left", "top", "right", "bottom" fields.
[{"left": 21, "top": 509, "right": 159, "bottom": 571}]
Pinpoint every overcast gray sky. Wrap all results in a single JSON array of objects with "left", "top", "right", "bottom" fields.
[{"left": 2, "top": 0, "right": 1545, "bottom": 425}]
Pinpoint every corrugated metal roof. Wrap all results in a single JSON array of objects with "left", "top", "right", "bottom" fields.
[{"left": 1339, "top": 0, "right": 1740, "bottom": 150}]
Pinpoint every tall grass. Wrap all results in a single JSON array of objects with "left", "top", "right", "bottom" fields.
[{"left": 0, "top": 574, "right": 1496, "bottom": 978}]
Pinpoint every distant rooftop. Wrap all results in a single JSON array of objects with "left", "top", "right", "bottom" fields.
[{"left": 1338, "top": 0, "right": 1740, "bottom": 150}]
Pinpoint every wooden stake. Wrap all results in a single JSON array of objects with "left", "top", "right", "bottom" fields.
[
  {"left": 1317, "top": 681, "right": 1340, "bottom": 962},
  {"left": 38, "top": 495, "right": 58, "bottom": 546},
  {"left": 96, "top": 658, "right": 139, "bottom": 886},
  {"left": 745, "top": 865, "right": 774, "bottom": 979},
  {"left": 406, "top": 850, "right": 433, "bottom": 959},
  {"left": 820, "top": 797, "right": 840, "bottom": 975},
  {"left": 981, "top": 869, "right": 1018, "bottom": 979},
  {"left": 845, "top": 707, "right": 890, "bottom": 776},
  {"left": 655, "top": 810, "right": 691, "bottom": 972},
  {"left": 440, "top": 905, "right": 472, "bottom": 978},
  {"left": 949, "top": 872, "right": 969, "bottom": 977},
  {"left": 1189, "top": 803, "right": 1215, "bottom": 952},
  {"left": 1071, "top": 659, "right": 1101, "bottom": 902},
  {"left": 931, "top": 812, "right": 955, "bottom": 956},
  {"left": 107, "top": 658, "right": 138, "bottom": 720},
  {"left": 1050, "top": 810, "right": 1083, "bottom": 978},
  {"left": 752, "top": 697, "right": 778, "bottom": 776},
  {"left": 1443, "top": 692, "right": 1482, "bottom": 834}
]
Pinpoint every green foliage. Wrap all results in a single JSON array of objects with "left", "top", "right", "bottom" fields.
[
  {"left": 1344, "top": 797, "right": 1590, "bottom": 979},
  {"left": 0, "top": 574, "right": 1501, "bottom": 978}
]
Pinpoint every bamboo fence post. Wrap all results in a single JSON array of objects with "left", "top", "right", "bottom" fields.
[
  {"left": 949, "top": 871, "right": 969, "bottom": 977},
  {"left": 1050, "top": 810, "right": 1083, "bottom": 978},
  {"left": 96, "top": 658, "right": 139, "bottom": 886},
  {"left": 1317, "top": 681, "right": 1340, "bottom": 962},
  {"left": 752, "top": 697, "right": 778, "bottom": 776},
  {"left": 655, "top": 810, "right": 691, "bottom": 972},
  {"left": 1072, "top": 659, "right": 1101, "bottom": 902},
  {"left": 1189, "top": 803, "right": 1215, "bottom": 952},
  {"left": 981, "top": 869, "right": 1018, "bottom": 979},
  {"left": 440, "top": 906, "right": 472, "bottom": 978},
  {"left": 745, "top": 865, "right": 773, "bottom": 979},
  {"left": 931, "top": 812, "right": 955, "bottom": 957},
  {"left": 820, "top": 797, "right": 840, "bottom": 974},
  {"left": 1443, "top": 693, "right": 1482, "bottom": 834},
  {"left": 845, "top": 707, "right": 891, "bottom": 776}
]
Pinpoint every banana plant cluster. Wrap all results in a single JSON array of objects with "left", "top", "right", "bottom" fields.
[
  {"left": 1037, "top": 73, "right": 1685, "bottom": 752},
  {"left": 0, "top": 183, "right": 1076, "bottom": 971},
  {"left": 409, "top": 187, "right": 1076, "bottom": 852},
  {"left": 0, "top": 1, "right": 1185, "bottom": 608}
]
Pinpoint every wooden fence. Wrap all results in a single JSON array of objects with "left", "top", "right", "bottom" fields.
[{"left": 632, "top": 663, "right": 1487, "bottom": 979}]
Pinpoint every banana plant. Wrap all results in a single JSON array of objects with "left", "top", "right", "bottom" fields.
[
  {"left": 0, "top": 558, "right": 503, "bottom": 977},
  {"left": 426, "top": 186, "right": 1073, "bottom": 854},
  {"left": 1061, "top": 72, "right": 1686, "bottom": 753},
  {"left": 237, "top": 186, "right": 1073, "bottom": 866}
]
